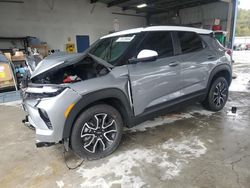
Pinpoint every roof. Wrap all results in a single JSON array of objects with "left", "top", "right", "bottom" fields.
[{"left": 101, "top": 26, "right": 213, "bottom": 39}]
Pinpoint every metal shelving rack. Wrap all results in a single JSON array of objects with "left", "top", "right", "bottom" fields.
[{"left": 0, "top": 36, "right": 29, "bottom": 54}]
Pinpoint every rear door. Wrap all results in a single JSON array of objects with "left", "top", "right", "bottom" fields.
[
  {"left": 175, "top": 31, "right": 217, "bottom": 96},
  {"left": 127, "top": 31, "right": 182, "bottom": 116}
]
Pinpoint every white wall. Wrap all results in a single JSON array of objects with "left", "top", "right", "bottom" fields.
[{"left": 0, "top": 0, "right": 146, "bottom": 51}]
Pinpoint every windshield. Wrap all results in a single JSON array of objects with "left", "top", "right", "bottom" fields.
[{"left": 89, "top": 34, "right": 137, "bottom": 65}]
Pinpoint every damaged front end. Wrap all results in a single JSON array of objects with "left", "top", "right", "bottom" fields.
[
  {"left": 21, "top": 52, "right": 113, "bottom": 147},
  {"left": 30, "top": 52, "right": 113, "bottom": 85}
]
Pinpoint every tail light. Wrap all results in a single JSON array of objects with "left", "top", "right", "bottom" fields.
[{"left": 226, "top": 49, "right": 232, "bottom": 56}]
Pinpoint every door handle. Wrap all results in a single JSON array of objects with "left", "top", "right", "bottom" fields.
[
  {"left": 169, "top": 62, "right": 179, "bottom": 67},
  {"left": 207, "top": 55, "right": 216, "bottom": 60}
]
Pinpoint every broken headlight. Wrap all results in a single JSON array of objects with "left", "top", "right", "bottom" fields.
[{"left": 24, "top": 86, "right": 66, "bottom": 99}]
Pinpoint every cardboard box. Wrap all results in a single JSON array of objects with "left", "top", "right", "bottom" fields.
[
  {"left": 0, "top": 62, "right": 15, "bottom": 89},
  {"left": 31, "top": 44, "right": 48, "bottom": 58},
  {"left": 12, "top": 51, "right": 25, "bottom": 61}
]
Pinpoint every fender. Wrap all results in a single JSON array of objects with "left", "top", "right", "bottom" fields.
[
  {"left": 205, "top": 63, "right": 232, "bottom": 95},
  {"left": 62, "top": 88, "right": 133, "bottom": 140}
]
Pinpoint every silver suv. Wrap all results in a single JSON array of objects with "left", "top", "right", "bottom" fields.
[{"left": 22, "top": 26, "right": 232, "bottom": 160}]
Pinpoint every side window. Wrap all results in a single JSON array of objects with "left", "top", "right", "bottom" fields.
[
  {"left": 178, "top": 32, "right": 204, "bottom": 54},
  {"left": 137, "top": 32, "right": 174, "bottom": 58}
]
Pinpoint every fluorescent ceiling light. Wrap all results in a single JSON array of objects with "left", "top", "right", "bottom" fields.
[{"left": 137, "top": 3, "right": 147, "bottom": 8}]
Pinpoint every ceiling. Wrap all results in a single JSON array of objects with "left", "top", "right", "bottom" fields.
[{"left": 91, "top": 0, "right": 220, "bottom": 15}]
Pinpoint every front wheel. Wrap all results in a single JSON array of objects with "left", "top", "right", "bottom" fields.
[
  {"left": 203, "top": 77, "right": 229, "bottom": 111},
  {"left": 70, "top": 104, "right": 123, "bottom": 160}
]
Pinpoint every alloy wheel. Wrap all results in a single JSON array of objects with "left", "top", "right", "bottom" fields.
[
  {"left": 80, "top": 113, "right": 117, "bottom": 153},
  {"left": 213, "top": 81, "right": 228, "bottom": 108}
]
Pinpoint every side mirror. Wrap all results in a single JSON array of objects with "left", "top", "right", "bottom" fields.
[{"left": 129, "top": 49, "right": 158, "bottom": 64}]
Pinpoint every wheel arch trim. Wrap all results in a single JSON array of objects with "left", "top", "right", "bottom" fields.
[
  {"left": 206, "top": 64, "right": 232, "bottom": 93},
  {"left": 62, "top": 88, "right": 133, "bottom": 140}
]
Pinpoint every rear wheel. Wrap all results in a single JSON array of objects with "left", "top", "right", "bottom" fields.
[
  {"left": 203, "top": 77, "right": 229, "bottom": 111},
  {"left": 70, "top": 104, "right": 123, "bottom": 160}
]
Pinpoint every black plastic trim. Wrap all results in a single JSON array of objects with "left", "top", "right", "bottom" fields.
[
  {"left": 38, "top": 108, "right": 53, "bottom": 130},
  {"left": 206, "top": 64, "right": 232, "bottom": 95},
  {"left": 36, "top": 142, "right": 55, "bottom": 147}
]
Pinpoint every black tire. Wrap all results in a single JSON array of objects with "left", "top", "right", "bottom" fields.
[
  {"left": 203, "top": 77, "right": 229, "bottom": 111},
  {"left": 70, "top": 104, "right": 123, "bottom": 160}
]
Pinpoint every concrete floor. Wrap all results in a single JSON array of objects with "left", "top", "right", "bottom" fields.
[{"left": 0, "top": 51, "right": 250, "bottom": 188}]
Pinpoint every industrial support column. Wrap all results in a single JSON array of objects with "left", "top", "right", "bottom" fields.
[
  {"left": 226, "top": 0, "right": 238, "bottom": 48},
  {"left": 230, "top": 0, "right": 238, "bottom": 49}
]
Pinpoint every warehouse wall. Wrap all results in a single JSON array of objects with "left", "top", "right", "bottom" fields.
[
  {"left": 0, "top": 0, "right": 146, "bottom": 51},
  {"left": 179, "top": 1, "right": 229, "bottom": 30},
  {"left": 150, "top": 1, "right": 229, "bottom": 30}
]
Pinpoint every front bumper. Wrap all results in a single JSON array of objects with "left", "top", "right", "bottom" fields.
[{"left": 22, "top": 87, "right": 81, "bottom": 145}]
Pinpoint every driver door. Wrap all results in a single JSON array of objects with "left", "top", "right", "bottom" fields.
[{"left": 127, "top": 31, "right": 182, "bottom": 116}]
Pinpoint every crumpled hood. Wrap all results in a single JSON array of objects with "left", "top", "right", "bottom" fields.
[{"left": 30, "top": 52, "right": 113, "bottom": 79}]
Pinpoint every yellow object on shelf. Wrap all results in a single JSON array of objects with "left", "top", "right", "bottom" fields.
[
  {"left": 0, "top": 71, "right": 5, "bottom": 78},
  {"left": 0, "top": 63, "right": 15, "bottom": 89},
  {"left": 66, "top": 43, "right": 76, "bottom": 53}
]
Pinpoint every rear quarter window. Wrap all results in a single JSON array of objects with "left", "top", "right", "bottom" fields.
[
  {"left": 200, "top": 34, "right": 223, "bottom": 50},
  {"left": 177, "top": 31, "right": 204, "bottom": 54}
]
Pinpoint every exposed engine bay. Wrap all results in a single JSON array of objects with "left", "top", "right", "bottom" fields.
[{"left": 31, "top": 57, "right": 109, "bottom": 84}]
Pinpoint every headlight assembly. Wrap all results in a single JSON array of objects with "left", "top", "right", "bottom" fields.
[{"left": 24, "top": 85, "right": 66, "bottom": 99}]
